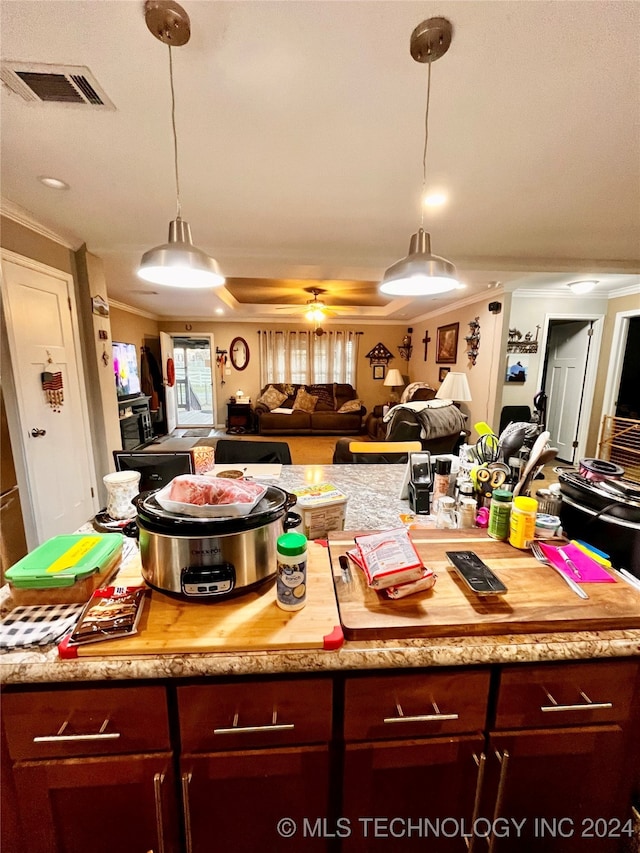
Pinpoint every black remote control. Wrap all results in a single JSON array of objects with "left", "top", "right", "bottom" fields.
[{"left": 445, "top": 551, "right": 507, "bottom": 596}]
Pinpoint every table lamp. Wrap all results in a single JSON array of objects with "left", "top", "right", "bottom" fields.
[
  {"left": 435, "top": 371, "right": 472, "bottom": 407},
  {"left": 384, "top": 368, "right": 405, "bottom": 404}
]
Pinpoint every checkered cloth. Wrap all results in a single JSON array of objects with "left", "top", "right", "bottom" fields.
[{"left": 0, "top": 602, "right": 84, "bottom": 651}]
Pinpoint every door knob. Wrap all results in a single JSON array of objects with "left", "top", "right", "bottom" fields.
[{"left": 31, "top": 428, "right": 47, "bottom": 437}]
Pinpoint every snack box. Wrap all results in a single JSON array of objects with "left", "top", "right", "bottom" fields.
[
  {"left": 5, "top": 534, "right": 124, "bottom": 605},
  {"left": 290, "top": 483, "right": 348, "bottom": 539}
]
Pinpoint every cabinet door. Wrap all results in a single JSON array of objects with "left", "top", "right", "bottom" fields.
[
  {"left": 487, "top": 726, "right": 629, "bottom": 853},
  {"left": 342, "top": 735, "right": 486, "bottom": 852},
  {"left": 181, "top": 746, "right": 330, "bottom": 853},
  {"left": 12, "top": 753, "right": 179, "bottom": 853}
]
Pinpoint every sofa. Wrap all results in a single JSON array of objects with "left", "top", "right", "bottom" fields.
[{"left": 255, "top": 382, "right": 366, "bottom": 436}]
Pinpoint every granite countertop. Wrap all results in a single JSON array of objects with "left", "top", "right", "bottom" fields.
[{"left": 3, "top": 464, "right": 640, "bottom": 686}]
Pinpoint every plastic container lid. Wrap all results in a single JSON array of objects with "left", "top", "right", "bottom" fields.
[
  {"left": 492, "top": 489, "right": 513, "bottom": 502},
  {"left": 277, "top": 531, "right": 307, "bottom": 556},
  {"left": 5, "top": 534, "right": 123, "bottom": 589},
  {"left": 513, "top": 496, "right": 538, "bottom": 512}
]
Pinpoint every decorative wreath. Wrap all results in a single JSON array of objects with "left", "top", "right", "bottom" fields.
[{"left": 166, "top": 357, "right": 175, "bottom": 387}]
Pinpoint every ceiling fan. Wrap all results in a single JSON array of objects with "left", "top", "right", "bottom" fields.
[{"left": 275, "top": 287, "right": 347, "bottom": 332}]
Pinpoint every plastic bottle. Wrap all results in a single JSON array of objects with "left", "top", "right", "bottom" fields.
[
  {"left": 509, "top": 496, "right": 538, "bottom": 549},
  {"left": 488, "top": 489, "right": 512, "bottom": 541},
  {"left": 276, "top": 531, "right": 308, "bottom": 611},
  {"left": 431, "top": 458, "right": 451, "bottom": 513}
]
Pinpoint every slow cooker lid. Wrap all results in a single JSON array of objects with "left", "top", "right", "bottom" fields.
[{"left": 136, "top": 484, "right": 291, "bottom": 535}]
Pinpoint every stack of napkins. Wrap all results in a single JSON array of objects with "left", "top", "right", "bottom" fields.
[{"left": 349, "top": 528, "right": 436, "bottom": 599}]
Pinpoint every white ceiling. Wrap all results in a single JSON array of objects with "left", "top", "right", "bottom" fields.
[{"left": 1, "top": 0, "right": 639, "bottom": 322}]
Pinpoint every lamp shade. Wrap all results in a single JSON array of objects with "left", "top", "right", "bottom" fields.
[
  {"left": 138, "top": 218, "right": 225, "bottom": 288},
  {"left": 435, "top": 371, "right": 472, "bottom": 402},
  {"left": 384, "top": 368, "right": 405, "bottom": 388},
  {"left": 380, "top": 229, "right": 463, "bottom": 296}
]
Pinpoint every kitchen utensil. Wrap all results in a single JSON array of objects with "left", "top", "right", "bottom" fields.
[
  {"left": 530, "top": 540, "right": 588, "bottom": 599},
  {"left": 616, "top": 568, "right": 640, "bottom": 592},
  {"left": 557, "top": 546, "right": 582, "bottom": 579},
  {"left": 513, "top": 431, "right": 550, "bottom": 497},
  {"left": 498, "top": 424, "right": 529, "bottom": 465},
  {"left": 475, "top": 433, "right": 500, "bottom": 464}
]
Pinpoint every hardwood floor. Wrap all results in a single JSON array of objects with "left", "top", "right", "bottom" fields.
[{"left": 146, "top": 432, "right": 347, "bottom": 465}]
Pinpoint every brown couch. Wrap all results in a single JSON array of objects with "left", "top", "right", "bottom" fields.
[{"left": 255, "top": 383, "right": 366, "bottom": 436}]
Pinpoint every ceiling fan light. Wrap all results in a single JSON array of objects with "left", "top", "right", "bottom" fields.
[
  {"left": 137, "top": 218, "right": 225, "bottom": 288},
  {"left": 380, "top": 229, "right": 463, "bottom": 296}
]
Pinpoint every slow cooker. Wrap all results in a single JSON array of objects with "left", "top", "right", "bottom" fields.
[{"left": 135, "top": 486, "right": 301, "bottom": 600}]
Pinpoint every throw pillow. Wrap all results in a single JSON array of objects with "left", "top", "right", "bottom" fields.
[
  {"left": 337, "top": 398, "right": 362, "bottom": 414},
  {"left": 257, "top": 385, "right": 288, "bottom": 411},
  {"left": 292, "top": 387, "right": 319, "bottom": 413},
  {"left": 306, "top": 384, "right": 335, "bottom": 411}
]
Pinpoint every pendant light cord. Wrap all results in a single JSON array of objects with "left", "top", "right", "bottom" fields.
[
  {"left": 420, "top": 58, "right": 432, "bottom": 229},
  {"left": 168, "top": 44, "right": 182, "bottom": 220}
]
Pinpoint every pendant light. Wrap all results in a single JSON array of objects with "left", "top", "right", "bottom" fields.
[
  {"left": 380, "top": 18, "right": 463, "bottom": 297},
  {"left": 138, "top": 0, "right": 225, "bottom": 288}
]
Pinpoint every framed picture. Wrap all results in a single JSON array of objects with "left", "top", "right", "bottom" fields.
[
  {"left": 505, "top": 355, "right": 529, "bottom": 383},
  {"left": 436, "top": 322, "right": 459, "bottom": 364},
  {"left": 372, "top": 364, "right": 386, "bottom": 380},
  {"left": 439, "top": 366, "right": 451, "bottom": 382}
]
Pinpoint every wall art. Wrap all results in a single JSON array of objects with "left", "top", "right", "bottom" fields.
[{"left": 436, "top": 322, "right": 459, "bottom": 364}]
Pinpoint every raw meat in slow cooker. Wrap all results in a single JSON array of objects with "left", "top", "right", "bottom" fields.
[{"left": 168, "top": 475, "right": 266, "bottom": 506}]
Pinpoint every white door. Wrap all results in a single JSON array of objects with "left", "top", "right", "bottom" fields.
[
  {"left": 160, "top": 331, "right": 177, "bottom": 434},
  {"left": 1, "top": 254, "right": 97, "bottom": 543},
  {"left": 544, "top": 321, "right": 592, "bottom": 463}
]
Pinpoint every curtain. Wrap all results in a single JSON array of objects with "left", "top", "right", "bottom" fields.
[{"left": 259, "top": 329, "right": 360, "bottom": 387}]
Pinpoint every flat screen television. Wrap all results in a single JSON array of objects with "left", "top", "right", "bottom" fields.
[
  {"left": 113, "top": 451, "right": 195, "bottom": 492},
  {"left": 112, "top": 342, "right": 141, "bottom": 400}
]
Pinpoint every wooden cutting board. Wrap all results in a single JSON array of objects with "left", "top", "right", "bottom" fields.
[
  {"left": 329, "top": 530, "right": 640, "bottom": 639},
  {"left": 60, "top": 541, "right": 342, "bottom": 657}
]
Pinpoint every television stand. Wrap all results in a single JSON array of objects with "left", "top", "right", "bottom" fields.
[{"left": 118, "top": 395, "right": 153, "bottom": 450}]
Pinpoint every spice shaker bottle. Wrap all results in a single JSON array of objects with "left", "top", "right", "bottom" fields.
[
  {"left": 488, "top": 489, "right": 512, "bottom": 541},
  {"left": 431, "top": 458, "right": 451, "bottom": 513},
  {"left": 276, "top": 531, "right": 308, "bottom": 611},
  {"left": 509, "top": 496, "right": 538, "bottom": 549}
]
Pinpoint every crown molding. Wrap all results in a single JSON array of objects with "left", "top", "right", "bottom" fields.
[
  {"left": 411, "top": 285, "right": 505, "bottom": 323},
  {"left": 0, "top": 197, "right": 83, "bottom": 250},
  {"left": 608, "top": 283, "right": 640, "bottom": 299},
  {"left": 108, "top": 298, "right": 159, "bottom": 321}
]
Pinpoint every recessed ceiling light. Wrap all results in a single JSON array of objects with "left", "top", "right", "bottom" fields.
[
  {"left": 215, "top": 308, "right": 224, "bottom": 315},
  {"left": 37, "top": 175, "right": 69, "bottom": 190},
  {"left": 568, "top": 280, "right": 598, "bottom": 294},
  {"left": 423, "top": 191, "right": 447, "bottom": 208}
]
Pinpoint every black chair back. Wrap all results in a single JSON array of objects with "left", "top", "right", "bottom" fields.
[
  {"left": 112, "top": 451, "right": 195, "bottom": 491},
  {"left": 214, "top": 439, "right": 292, "bottom": 465}
]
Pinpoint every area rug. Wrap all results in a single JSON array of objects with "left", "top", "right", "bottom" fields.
[{"left": 181, "top": 429, "right": 214, "bottom": 438}]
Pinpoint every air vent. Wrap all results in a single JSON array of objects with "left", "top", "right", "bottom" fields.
[{"left": 1, "top": 62, "right": 115, "bottom": 109}]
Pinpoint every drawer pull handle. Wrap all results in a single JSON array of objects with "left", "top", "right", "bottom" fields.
[
  {"left": 213, "top": 709, "right": 295, "bottom": 735},
  {"left": 153, "top": 772, "right": 166, "bottom": 853},
  {"left": 384, "top": 701, "right": 459, "bottom": 724},
  {"left": 33, "top": 718, "right": 121, "bottom": 743},
  {"left": 540, "top": 689, "right": 613, "bottom": 713},
  {"left": 182, "top": 772, "right": 193, "bottom": 853},
  {"left": 466, "top": 752, "right": 486, "bottom": 853},
  {"left": 487, "top": 750, "right": 510, "bottom": 853}
]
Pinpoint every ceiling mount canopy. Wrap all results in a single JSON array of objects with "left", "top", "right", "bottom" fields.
[
  {"left": 380, "top": 17, "right": 463, "bottom": 298},
  {"left": 137, "top": 0, "right": 225, "bottom": 289}
]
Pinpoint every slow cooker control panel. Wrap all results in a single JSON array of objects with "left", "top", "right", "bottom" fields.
[{"left": 182, "top": 564, "right": 235, "bottom": 597}]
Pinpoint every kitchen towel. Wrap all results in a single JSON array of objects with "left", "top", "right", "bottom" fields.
[
  {"left": 0, "top": 602, "right": 84, "bottom": 651},
  {"left": 539, "top": 542, "right": 615, "bottom": 583}
]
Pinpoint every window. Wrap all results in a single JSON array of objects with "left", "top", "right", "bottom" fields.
[{"left": 258, "top": 330, "right": 360, "bottom": 387}]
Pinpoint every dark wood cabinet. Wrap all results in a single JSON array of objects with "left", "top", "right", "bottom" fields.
[
  {"left": 226, "top": 401, "right": 255, "bottom": 434},
  {"left": 1, "top": 662, "right": 638, "bottom": 853},
  {"left": 118, "top": 395, "right": 153, "bottom": 449},
  {"left": 2, "top": 685, "right": 179, "bottom": 853}
]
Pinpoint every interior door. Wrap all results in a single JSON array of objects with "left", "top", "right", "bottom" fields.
[
  {"left": 543, "top": 321, "right": 592, "bottom": 463},
  {"left": 1, "top": 254, "right": 96, "bottom": 543},
  {"left": 160, "top": 331, "right": 176, "bottom": 434}
]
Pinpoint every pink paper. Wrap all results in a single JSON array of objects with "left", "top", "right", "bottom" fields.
[{"left": 539, "top": 542, "right": 615, "bottom": 583}]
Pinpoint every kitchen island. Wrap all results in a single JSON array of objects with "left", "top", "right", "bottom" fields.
[{"left": 2, "top": 465, "right": 640, "bottom": 853}]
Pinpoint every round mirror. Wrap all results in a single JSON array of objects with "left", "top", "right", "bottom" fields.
[{"left": 229, "top": 337, "right": 250, "bottom": 371}]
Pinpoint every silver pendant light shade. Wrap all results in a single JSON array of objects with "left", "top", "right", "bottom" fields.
[
  {"left": 138, "top": 218, "right": 224, "bottom": 288},
  {"left": 380, "top": 18, "right": 463, "bottom": 298},
  {"left": 137, "top": 1, "right": 225, "bottom": 289},
  {"left": 380, "top": 228, "right": 462, "bottom": 296}
]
